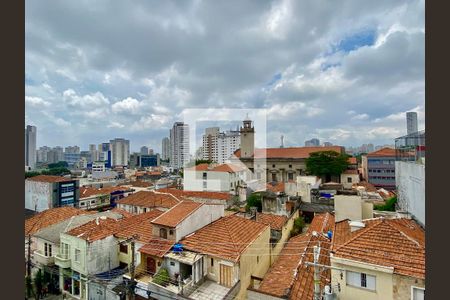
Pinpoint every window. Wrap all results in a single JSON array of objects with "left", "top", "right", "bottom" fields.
[
  {"left": 160, "top": 228, "right": 168, "bottom": 239},
  {"left": 120, "top": 244, "right": 128, "bottom": 254},
  {"left": 74, "top": 249, "right": 81, "bottom": 263},
  {"left": 412, "top": 287, "right": 425, "bottom": 300},
  {"left": 61, "top": 243, "right": 69, "bottom": 259},
  {"left": 80, "top": 202, "right": 85, "bottom": 206},
  {"left": 170, "top": 261, "right": 175, "bottom": 266},
  {"left": 288, "top": 173, "right": 294, "bottom": 181},
  {"left": 203, "top": 181, "right": 207, "bottom": 189},
  {"left": 169, "top": 230, "right": 174, "bottom": 235},
  {"left": 346, "top": 271, "right": 375, "bottom": 291},
  {"left": 133, "top": 206, "right": 138, "bottom": 213},
  {"left": 347, "top": 177, "right": 352, "bottom": 183},
  {"left": 91, "top": 200, "right": 96, "bottom": 204},
  {"left": 143, "top": 208, "right": 147, "bottom": 213},
  {"left": 289, "top": 164, "right": 292, "bottom": 168},
  {"left": 257, "top": 256, "right": 259, "bottom": 264},
  {"left": 272, "top": 173, "right": 277, "bottom": 182},
  {"left": 44, "top": 243, "right": 52, "bottom": 257},
  {"left": 272, "top": 164, "right": 276, "bottom": 168},
  {"left": 211, "top": 258, "right": 214, "bottom": 267},
  {"left": 203, "top": 172, "right": 207, "bottom": 180},
  {"left": 158, "top": 261, "right": 162, "bottom": 267}
]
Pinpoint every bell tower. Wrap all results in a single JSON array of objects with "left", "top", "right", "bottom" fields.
[{"left": 240, "top": 116, "right": 255, "bottom": 158}]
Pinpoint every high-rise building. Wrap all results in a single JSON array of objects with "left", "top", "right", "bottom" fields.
[
  {"left": 25, "top": 125, "right": 37, "bottom": 169},
  {"left": 53, "top": 146, "right": 64, "bottom": 162},
  {"left": 406, "top": 112, "right": 418, "bottom": 135},
  {"left": 170, "top": 122, "right": 189, "bottom": 169},
  {"left": 161, "top": 137, "right": 170, "bottom": 161},
  {"left": 36, "top": 146, "right": 51, "bottom": 163},
  {"left": 140, "top": 146, "right": 149, "bottom": 155},
  {"left": 98, "top": 143, "right": 110, "bottom": 152},
  {"left": 65, "top": 146, "right": 80, "bottom": 154},
  {"left": 148, "top": 148, "right": 154, "bottom": 155},
  {"left": 110, "top": 138, "right": 130, "bottom": 167},
  {"left": 305, "top": 138, "right": 320, "bottom": 147},
  {"left": 202, "top": 127, "right": 241, "bottom": 164},
  {"left": 323, "top": 142, "right": 333, "bottom": 147}
]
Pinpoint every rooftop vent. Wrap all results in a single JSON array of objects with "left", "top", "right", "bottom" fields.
[{"left": 349, "top": 221, "right": 365, "bottom": 232}]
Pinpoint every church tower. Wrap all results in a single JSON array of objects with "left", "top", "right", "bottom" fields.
[{"left": 240, "top": 116, "right": 255, "bottom": 158}]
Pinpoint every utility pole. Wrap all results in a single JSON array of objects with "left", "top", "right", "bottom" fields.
[
  {"left": 26, "top": 234, "right": 33, "bottom": 300},
  {"left": 313, "top": 245, "right": 321, "bottom": 300},
  {"left": 130, "top": 239, "right": 136, "bottom": 300}
]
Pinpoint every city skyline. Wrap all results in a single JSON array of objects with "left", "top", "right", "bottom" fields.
[{"left": 26, "top": 0, "right": 424, "bottom": 151}]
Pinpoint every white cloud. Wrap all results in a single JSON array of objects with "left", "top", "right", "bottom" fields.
[
  {"left": 111, "top": 97, "right": 142, "bottom": 114},
  {"left": 107, "top": 121, "right": 125, "bottom": 129},
  {"left": 63, "top": 89, "right": 110, "bottom": 107},
  {"left": 25, "top": 96, "right": 50, "bottom": 107}
]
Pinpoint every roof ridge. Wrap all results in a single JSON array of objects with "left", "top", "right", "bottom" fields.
[
  {"left": 223, "top": 216, "right": 243, "bottom": 261},
  {"left": 333, "top": 219, "right": 384, "bottom": 253},
  {"left": 385, "top": 220, "right": 424, "bottom": 249}
]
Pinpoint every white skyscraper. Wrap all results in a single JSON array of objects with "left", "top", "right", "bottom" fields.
[
  {"left": 170, "top": 122, "right": 189, "bottom": 169},
  {"left": 202, "top": 127, "right": 240, "bottom": 164},
  {"left": 161, "top": 137, "right": 170, "bottom": 160},
  {"left": 406, "top": 112, "right": 418, "bottom": 135},
  {"left": 140, "top": 146, "right": 149, "bottom": 155},
  {"left": 110, "top": 138, "right": 130, "bottom": 167},
  {"left": 25, "top": 125, "right": 37, "bottom": 169}
]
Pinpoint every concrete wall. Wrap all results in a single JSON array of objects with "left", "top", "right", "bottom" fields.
[
  {"left": 331, "top": 257, "right": 394, "bottom": 300},
  {"left": 335, "top": 195, "right": 363, "bottom": 222},
  {"left": 270, "top": 210, "right": 299, "bottom": 265},
  {"left": 237, "top": 226, "right": 271, "bottom": 300},
  {"left": 184, "top": 170, "right": 243, "bottom": 192},
  {"left": 395, "top": 161, "right": 425, "bottom": 227},
  {"left": 341, "top": 174, "right": 360, "bottom": 189},
  {"left": 392, "top": 274, "right": 425, "bottom": 300},
  {"left": 362, "top": 202, "right": 374, "bottom": 220},
  {"left": 25, "top": 180, "right": 53, "bottom": 212},
  {"left": 247, "top": 289, "right": 283, "bottom": 300},
  {"left": 175, "top": 204, "right": 224, "bottom": 242},
  {"left": 86, "top": 236, "right": 120, "bottom": 275}
]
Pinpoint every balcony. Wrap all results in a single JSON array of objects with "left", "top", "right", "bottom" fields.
[
  {"left": 55, "top": 254, "right": 71, "bottom": 269},
  {"left": 33, "top": 250, "right": 55, "bottom": 266}
]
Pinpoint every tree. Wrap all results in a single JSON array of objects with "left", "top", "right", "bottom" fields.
[
  {"left": 48, "top": 161, "right": 68, "bottom": 169},
  {"left": 153, "top": 268, "right": 170, "bottom": 287},
  {"left": 245, "top": 193, "right": 262, "bottom": 212},
  {"left": 305, "top": 151, "right": 349, "bottom": 181},
  {"left": 374, "top": 196, "right": 397, "bottom": 211}
]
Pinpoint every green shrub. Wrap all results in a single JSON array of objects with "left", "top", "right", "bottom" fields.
[
  {"left": 153, "top": 268, "right": 170, "bottom": 287},
  {"left": 374, "top": 196, "right": 397, "bottom": 211},
  {"left": 245, "top": 193, "right": 262, "bottom": 212},
  {"left": 290, "top": 216, "right": 305, "bottom": 237}
]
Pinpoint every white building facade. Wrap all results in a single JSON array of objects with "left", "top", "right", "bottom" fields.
[
  {"left": 202, "top": 127, "right": 240, "bottom": 164},
  {"left": 25, "top": 125, "right": 37, "bottom": 169},
  {"left": 109, "top": 138, "right": 130, "bottom": 167},
  {"left": 170, "top": 122, "right": 189, "bottom": 169}
]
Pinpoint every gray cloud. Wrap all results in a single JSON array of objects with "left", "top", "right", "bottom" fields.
[{"left": 25, "top": 0, "right": 424, "bottom": 152}]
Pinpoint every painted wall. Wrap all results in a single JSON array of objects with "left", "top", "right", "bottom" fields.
[
  {"left": 392, "top": 274, "right": 425, "bottom": 300},
  {"left": 175, "top": 204, "right": 224, "bottom": 242},
  {"left": 237, "top": 226, "right": 271, "bottom": 299},
  {"left": 395, "top": 161, "right": 425, "bottom": 227},
  {"left": 335, "top": 195, "right": 364, "bottom": 222},
  {"left": 270, "top": 210, "right": 298, "bottom": 264},
  {"left": 184, "top": 170, "right": 243, "bottom": 192},
  {"left": 25, "top": 180, "right": 53, "bottom": 212},
  {"left": 341, "top": 173, "right": 360, "bottom": 189},
  {"left": 331, "top": 257, "right": 395, "bottom": 300}
]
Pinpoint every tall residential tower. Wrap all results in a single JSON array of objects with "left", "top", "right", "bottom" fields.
[
  {"left": 25, "top": 125, "right": 37, "bottom": 170},
  {"left": 170, "top": 122, "right": 189, "bottom": 169}
]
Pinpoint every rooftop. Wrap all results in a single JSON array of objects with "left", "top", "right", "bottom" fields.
[
  {"left": 366, "top": 147, "right": 396, "bottom": 157},
  {"left": 348, "top": 157, "right": 358, "bottom": 164},
  {"left": 256, "top": 213, "right": 335, "bottom": 299},
  {"left": 26, "top": 175, "right": 73, "bottom": 183},
  {"left": 139, "top": 238, "right": 175, "bottom": 258},
  {"left": 116, "top": 191, "right": 181, "bottom": 209},
  {"left": 234, "top": 146, "right": 344, "bottom": 159},
  {"left": 115, "top": 210, "right": 164, "bottom": 242},
  {"left": 181, "top": 214, "right": 269, "bottom": 262},
  {"left": 151, "top": 201, "right": 203, "bottom": 228},
  {"left": 25, "top": 207, "right": 90, "bottom": 236},
  {"left": 332, "top": 217, "right": 425, "bottom": 279},
  {"left": 157, "top": 188, "right": 231, "bottom": 201},
  {"left": 186, "top": 163, "right": 246, "bottom": 173},
  {"left": 79, "top": 186, "right": 132, "bottom": 199},
  {"left": 255, "top": 213, "right": 288, "bottom": 231},
  {"left": 66, "top": 217, "right": 121, "bottom": 242}
]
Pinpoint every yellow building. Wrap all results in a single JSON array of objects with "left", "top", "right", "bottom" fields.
[{"left": 331, "top": 218, "right": 425, "bottom": 300}]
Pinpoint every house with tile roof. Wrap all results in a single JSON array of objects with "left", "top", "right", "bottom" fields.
[
  {"left": 175, "top": 214, "right": 271, "bottom": 299},
  {"left": 157, "top": 188, "right": 234, "bottom": 207},
  {"left": 183, "top": 163, "right": 247, "bottom": 195},
  {"left": 78, "top": 186, "right": 133, "bottom": 211},
  {"left": 330, "top": 217, "right": 425, "bottom": 300},
  {"left": 247, "top": 212, "right": 335, "bottom": 300},
  {"left": 115, "top": 190, "right": 182, "bottom": 214},
  {"left": 361, "top": 148, "right": 397, "bottom": 190},
  {"left": 25, "top": 175, "right": 80, "bottom": 212}
]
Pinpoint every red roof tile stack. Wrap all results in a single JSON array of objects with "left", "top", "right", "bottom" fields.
[
  {"left": 25, "top": 207, "right": 91, "bottom": 236},
  {"left": 181, "top": 215, "right": 269, "bottom": 262},
  {"left": 255, "top": 213, "right": 288, "bottom": 231},
  {"left": 151, "top": 201, "right": 203, "bottom": 228},
  {"left": 115, "top": 210, "right": 164, "bottom": 242},
  {"left": 66, "top": 217, "right": 121, "bottom": 242}
]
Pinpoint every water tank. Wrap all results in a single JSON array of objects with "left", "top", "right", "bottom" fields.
[
  {"left": 173, "top": 243, "right": 183, "bottom": 253},
  {"left": 327, "top": 230, "right": 333, "bottom": 239}
]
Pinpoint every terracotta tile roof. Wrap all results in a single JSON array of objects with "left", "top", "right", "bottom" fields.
[
  {"left": 266, "top": 182, "right": 285, "bottom": 193},
  {"left": 257, "top": 213, "right": 335, "bottom": 299},
  {"left": 343, "top": 169, "right": 358, "bottom": 175},
  {"left": 234, "top": 146, "right": 344, "bottom": 159},
  {"left": 126, "top": 181, "right": 153, "bottom": 188},
  {"left": 66, "top": 217, "right": 121, "bottom": 242},
  {"left": 211, "top": 164, "right": 245, "bottom": 173},
  {"left": 139, "top": 238, "right": 175, "bottom": 258},
  {"left": 115, "top": 210, "right": 164, "bottom": 242},
  {"left": 187, "top": 163, "right": 209, "bottom": 171},
  {"left": 332, "top": 218, "right": 425, "bottom": 279},
  {"left": 109, "top": 208, "right": 134, "bottom": 218},
  {"left": 348, "top": 157, "right": 357, "bottom": 164},
  {"left": 151, "top": 201, "right": 203, "bottom": 228},
  {"left": 79, "top": 186, "right": 131, "bottom": 199},
  {"left": 366, "top": 147, "right": 396, "bottom": 157},
  {"left": 255, "top": 213, "right": 288, "bottom": 231},
  {"left": 26, "top": 175, "right": 73, "bottom": 183},
  {"left": 116, "top": 191, "right": 180, "bottom": 209},
  {"left": 354, "top": 181, "right": 378, "bottom": 192},
  {"left": 157, "top": 188, "right": 231, "bottom": 201},
  {"left": 25, "top": 207, "right": 90, "bottom": 236},
  {"left": 181, "top": 215, "right": 269, "bottom": 262}
]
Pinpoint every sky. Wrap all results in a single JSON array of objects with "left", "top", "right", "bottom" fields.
[{"left": 25, "top": 0, "right": 425, "bottom": 153}]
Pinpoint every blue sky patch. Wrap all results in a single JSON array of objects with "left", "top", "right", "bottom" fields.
[{"left": 335, "top": 28, "right": 377, "bottom": 53}]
